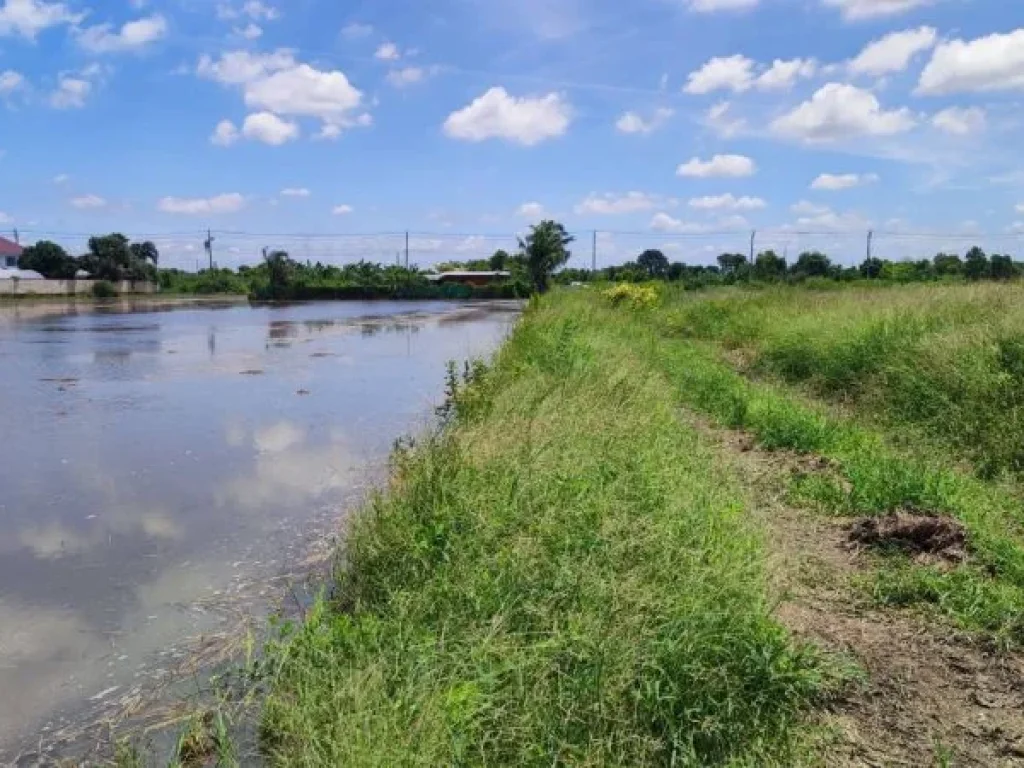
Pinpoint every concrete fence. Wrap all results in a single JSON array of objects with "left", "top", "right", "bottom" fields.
[{"left": 0, "top": 279, "right": 157, "bottom": 296}]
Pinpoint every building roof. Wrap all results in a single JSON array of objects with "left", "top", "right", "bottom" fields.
[
  {"left": 0, "top": 237, "right": 23, "bottom": 257},
  {"left": 426, "top": 270, "right": 511, "bottom": 282},
  {"left": 0, "top": 267, "right": 43, "bottom": 279}
]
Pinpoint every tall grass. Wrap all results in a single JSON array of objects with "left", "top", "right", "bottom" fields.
[{"left": 258, "top": 295, "right": 825, "bottom": 765}]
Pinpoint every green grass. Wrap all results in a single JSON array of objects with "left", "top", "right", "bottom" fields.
[
  {"left": 257, "top": 294, "right": 828, "bottom": 766},
  {"left": 625, "top": 282, "right": 1024, "bottom": 647}
]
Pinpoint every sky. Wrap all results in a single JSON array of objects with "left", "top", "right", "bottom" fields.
[{"left": 1, "top": 0, "right": 1024, "bottom": 269}]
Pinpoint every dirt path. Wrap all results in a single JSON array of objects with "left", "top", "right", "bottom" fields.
[{"left": 686, "top": 414, "right": 1024, "bottom": 767}]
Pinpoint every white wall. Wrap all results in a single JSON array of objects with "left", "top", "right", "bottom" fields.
[{"left": 0, "top": 279, "right": 157, "bottom": 296}]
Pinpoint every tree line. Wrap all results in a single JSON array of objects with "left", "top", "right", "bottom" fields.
[{"left": 18, "top": 236, "right": 159, "bottom": 282}]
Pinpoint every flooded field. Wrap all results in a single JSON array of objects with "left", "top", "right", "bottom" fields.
[{"left": 0, "top": 298, "right": 519, "bottom": 761}]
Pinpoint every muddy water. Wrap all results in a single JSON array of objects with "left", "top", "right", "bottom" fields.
[{"left": 0, "top": 299, "right": 519, "bottom": 761}]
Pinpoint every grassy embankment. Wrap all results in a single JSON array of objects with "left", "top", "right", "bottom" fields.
[
  {"left": 643, "top": 281, "right": 1024, "bottom": 646},
  {"left": 254, "top": 292, "right": 832, "bottom": 765}
]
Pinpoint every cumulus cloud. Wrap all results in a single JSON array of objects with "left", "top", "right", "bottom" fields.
[
  {"left": 822, "top": 0, "right": 933, "bottom": 21},
  {"left": 341, "top": 22, "right": 373, "bottom": 38},
  {"left": 50, "top": 74, "right": 92, "bottom": 108},
  {"left": 811, "top": 172, "right": 879, "bottom": 190},
  {"left": 684, "top": 55, "right": 815, "bottom": 93},
  {"left": 704, "top": 101, "right": 746, "bottom": 137},
  {"left": 677, "top": 154, "right": 756, "bottom": 178},
  {"left": 649, "top": 212, "right": 708, "bottom": 233},
  {"left": 210, "top": 119, "right": 240, "bottom": 146},
  {"left": 686, "top": 0, "right": 758, "bottom": 11},
  {"left": 386, "top": 66, "right": 426, "bottom": 87},
  {"left": 917, "top": 29, "right": 1024, "bottom": 95},
  {"left": 849, "top": 26, "right": 936, "bottom": 76},
  {"left": 0, "top": 0, "right": 85, "bottom": 40},
  {"left": 575, "top": 192, "right": 659, "bottom": 215},
  {"left": 771, "top": 83, "right": 915, "bottom": 142},
  {"left": 242, "top": 111, "right": 299, "bottom": 144},
  {"left": 688, "top": 193, "right": 766, "bottom": 211},
  {"left": 235, "top": 22, "right": 262, "bottom": 39},
  {"left": 791, "top": 200, "right": 831, "bottom": 216},
  {"left": 280, "top": 187, "right": 310, "bottom": 197},
  {"left": 158, "top": 193, "right": 246, "bottom": 215},
  {"left": 77, "top": 14, "right": 168, "bottom": 53},
  {"left": 932, "top": 106, "right": 986, "bottom": 136},
  {"left": 375, "top": 42, "right": 400, "bottom": 61},
  {"left": 332, "top": 204, "right": 353, "bottom": 215},
  {"left": 517, "top": 201, "right": 546, "bottom": 218},
  {"left": 615, "top": 107, "right": 673, "bottom": 135},
  {"left": 443, "top": 87, "right": 571, "bottom": 146},
  {"left": 0, "top": 69, "right": 24, "bottom": 93},
  {"left": 70, "top": 194, "right": 107, "bottom": 209}
]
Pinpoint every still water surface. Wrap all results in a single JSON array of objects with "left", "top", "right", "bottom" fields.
[{"left": 0, "top": 299, "right": 518, "bottom": 760}]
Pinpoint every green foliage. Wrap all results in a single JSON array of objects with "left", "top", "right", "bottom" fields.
[
  {"left": 91, "top": 280, "right": 118, "bottom": 298},
  {"left": 637, "top": 248, "right": 669, "bottom": 278},
  {"left": 792, "top": 251, "right": 831, "bottom": 278},
  {"left": 18, "top": 240, "right": 77, "bottom": 278},
  {"left": 488, "top": 249, "right": 510, "bottom": 271},
  {"left": 859, "top": 257, "right": 884, "bottom": 279},
  {"left": 79, "top": 233, "right": 158, "bottom": 282},
  {"left": 518, "top": 219, "right": 574, "bottom": 293},
  {"left": 755, "top": 250, "right": 787, "bottom": 280},
  {"left": 933, "top": 253, "right": 963, "bottom": 276},
  {"left": 964, "top": 246, "right": 989, "bottom": 280},
  {"left": 717, "top": 252, "right": 747, "bottom": 274}
]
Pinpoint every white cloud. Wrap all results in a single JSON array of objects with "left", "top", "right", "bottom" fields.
[
  {"left": 280, "top": 187, "right": 310, "bottom": 197},
  {"left": 243, "top": 63, "right": 364, "bottom": 126},
  {"left": 0, "top": 211, "right": 11, "bottom": 223},
  {"left": 1015, "top": 203, "right": 1024, "bottom": 214},
  {"left": 235, "top": 22, "right": 262, "bottom": 39},
  {"left": 50, "top": 75, "right": 91, "bottom": 109},
  {"left": 687, "top": 0, "right": 758, "bottom": 11},
  {"left": 684, "top": 55, "right": 754, "bottom": 94},
  {"left": 932, "top": 106, "right": 986, "bottom": 136},
  {"left": 197, "top": 49, "right": 295, "bottom": 85},
  {"left": 341, "top": 22, "right": 373, "bottom": 39},
  {"left": 575, "top": 192, "right": 659, "bottom": 215},
  {"left": 0, "top": 0, "right": 85, "bottom": 40},
  {"left": 757, "top": 58, "right": 817, "bottom": 90},
  {"left": 242, "top": 111, "right": 300, "bottom": 144},
  {"left": 386, "top": 66, "right": 425, "bottom": 87},
  {"left": 70, "top": 194, "right": 107, "bottom": 209},
  {"left": 210, "top": 119, "right": 240, "bottom": 146},
  {"left": 771, "top": 83, "right": 915, "bottom": 142},
  {"left": 158, "top": 193, "right": 246, "bottom": 215},
  {"left": 77, "top": 15, "right": 168, "bottom": 53},
  {"left": 791, "top": 200, "right": 831, "bottom": 216},
  {"left": 443, "top": 87, "right": 572, "bottom": 146},
  {"left": 242, "top": 0, "right": 277, "bottom": 20},
  {"left": 822, "top": 0, "right": 933, "bottom": 21},
  {"left": 615, "top": 107, "right": 673, "bottom": 135},
  {"left": 0, "top": 69, "right": 24, "bottom": 93},
  {"left": 704, "top": 101, "right": 746, "bottom": 137},
  {"left": 517, "top": 201, "right": 545, "bottom": 218},
  {"left": 811, "top": 172, "right": 879, "bottom": 190},
  {"left": 849, "top": 26, "right": 936, "bottom": 76},
  {"left": 332, "top": 204, "right": 353, "bottom": 215},
  {"left": 677, "top": 154, "right": 756, "bottom": 178},
  {"left": 650, "top": 212, "right": 707, "bottom": 233},
  {"left": 917, "top": 29, "right": 1024, "bottom": 95},
  {"left": 684, "top": 55, "right": 815, "bottom": 93},
  {"left": 688, "top": 193, "right": 766, "bottom": 211},
  {"left": 53, "top": 173, "right": 69, "bottom": 184},
  {"left": 375, "top": 42, "right": 400, "bottom": 61}
]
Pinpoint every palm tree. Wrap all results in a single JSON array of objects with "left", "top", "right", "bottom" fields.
[{"left": 518, "top": 220, "right": 574, "bottom": 293}]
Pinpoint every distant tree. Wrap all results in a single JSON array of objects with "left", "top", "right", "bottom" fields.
[
  {"left": 754, "top": 250, "right": 786, "bottom": 279},
  {"left": 792, "top": 251, "right": 831, "bottom": 278},
  {"left": 717, "top": 252, "right": 747, "bottom": 274},
  {"left": 489, "top": 249, "right": 510, "bottom": 271},
  {"left": 933, "top": 253, "right": 964, "bottom": 276},
  {"left": 964, "top": 246, "right": 990, "bottom": 280},
  {"left": 518, "top": 220, "right": 574, "bottom": 293},
  {"left": 637, "top": 249, "right": 669, "bottom": 278},
  {"left": 667, "top": 262, "right": 686, "bottom": 282},
  {"left": 859, "top": 257, "right": 884, "bottom": 279},
  {"left": 265, "top": 250, "right": 297, "bottom": 298},
  {"left": 130, "top": 241, "right": 159, "bottom": 268},
  {"left": 991, "top": 253, "right": 1016, "bottom": 280},
  {"left": 18, "top": 240, "right": 78, "bottom": 279}
]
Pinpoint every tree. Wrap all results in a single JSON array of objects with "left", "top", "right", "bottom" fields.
[
  {"left": 18, "top": 240, "right": 78, "bottom": 278},
  {"left": 792, "top": 251, "right": 831, "bottom": 277},
  {"left": 754, "top": 250, "right": 786, "bottom": 280},
  {"left": 717, "top": 253, "right": 747, "bottom": 274},
  {"left": 637, "top": 249, "right": 669, "bottom": 278},
  {"left": 964, "top": 246, "right": 989, "bottom": 280},
  {"left": 130, "top": 241, "right": 159, "bottom": 268},
  {"left": 859, "top": 257, "right": 884, "bottom": 279},
  {"left": 933, "top": 253, "right": 963, "bottom": 277},
  {"left": 489, "top": 249, "right": 510, "bottom": 271},
  {"left": 991, "top": 253, "right": 1016, "bottom": 280},
  {"left": 517, "top": 220, "right": 574, "bottom": 293},
  {"left": 265, "top": 250, "right": 297, "bottom": 298}
]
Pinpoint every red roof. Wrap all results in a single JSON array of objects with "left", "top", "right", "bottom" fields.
[{"left": 0, "top": 237, "right": 22, "bottom": 257}]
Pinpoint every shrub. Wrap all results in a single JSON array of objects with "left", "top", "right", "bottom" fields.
[
  {"left": 602, "top": 283, "right": 659, "bottom": 309},
  {"left": 91, "top": 280, "right": 118, "bottom": 298}
]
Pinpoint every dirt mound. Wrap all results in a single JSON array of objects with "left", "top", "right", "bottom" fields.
[{"left": 849, "top": 512, "right": 967, "bottom": 563}]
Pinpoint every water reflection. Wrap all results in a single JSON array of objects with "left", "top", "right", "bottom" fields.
[{"left": 0, "top": 299, "right": 518, "bottom": 760}]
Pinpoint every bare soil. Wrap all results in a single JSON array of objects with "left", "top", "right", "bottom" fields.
[{"left": 685, "top": 412, "right": 1024, "bottom": 767}]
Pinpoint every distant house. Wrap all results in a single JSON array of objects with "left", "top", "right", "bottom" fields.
[
  {"left": 426, "top": 270, "right": 511, "bottom": 287},
  {"left": 0, "top": 236, "right": 22, "bottom": 269}
]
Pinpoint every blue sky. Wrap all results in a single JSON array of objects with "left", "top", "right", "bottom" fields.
[{"left": 1, "top": 0, "right": 1023, "bottom": 269}]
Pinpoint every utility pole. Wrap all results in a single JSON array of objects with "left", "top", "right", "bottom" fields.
[
  {"left": 405, "top": 231, "right": 410, "bottom": 269},
  {"left": 204, "top": 229, "right": 215, "bottom": 271},
  {"left": 12, "top": 228, "right": 18, "bottom": 245},
  {"left": 591, "top": 230, "right": 597, "bottom": 274},
  {"left": 867, "top": 230, "right": 874, "bottom": 262},
  {"left": 749, "top": 230, "right": 756, "bottom": 264}
]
